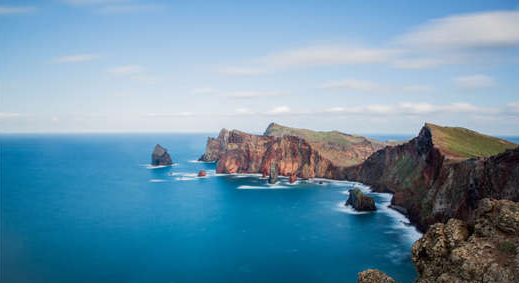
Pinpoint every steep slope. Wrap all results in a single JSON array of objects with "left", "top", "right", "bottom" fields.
[
  {"left": 264, "top": 122, "right": 388, "bottom": 166},
  {"left": 347, "top": 123, "right": 518, "bottom": 231}
]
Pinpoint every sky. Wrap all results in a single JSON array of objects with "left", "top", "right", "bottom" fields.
[{"left": 1, "top": 0, "right": 519, "bottom": 135}]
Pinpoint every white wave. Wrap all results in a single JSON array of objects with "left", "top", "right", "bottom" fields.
[
  {"left": 334, "top": 201, "right": 370, "bottom": 215},
  {"left": 174, "top": 177, "right": 196, "bottom": 181},
  {"left": 285, "top": 180, "right": 300, "bottom": 185},
  {"left": 237, "top": 185, "right": 289, "bottom": 190},
  {"left": 146, "top": 165, "right": 170, "bottom": 169},
  {"left": 149, "top": 179, "right": 166, "bottom": 183},
  {"left": 188, "top": 159, "right": 216, "bottom": 163}
]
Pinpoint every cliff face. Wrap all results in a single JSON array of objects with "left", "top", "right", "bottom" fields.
[
  {"left": 199, "top": 123, "right": 389, "bottom": 178},
  {"left": 201, "top": 128, "right": 345, "bottom": 178},
  {"left": 359, "top": 198, "right": 519, "bottom": 283},
  {"left": 347, "top": 123, "right": 518, "bottom": 231}
]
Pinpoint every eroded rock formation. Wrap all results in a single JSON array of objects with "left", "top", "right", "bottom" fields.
[
  {"left": 268, "top": 162, "right": 278, "bottom": 184},
  {"left": 151, "top": 144, "right": 172, "bottom": 166}
]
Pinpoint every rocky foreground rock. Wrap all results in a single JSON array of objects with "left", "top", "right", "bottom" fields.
[
  {"left": 151, "top": 144, "right": 172, "bottom": 166},
  {"left": 358, "top": 198, "right": 519, "bottom": 283},
  {"left": 346, "top": 188, "right": 376, "bottom": 211}
]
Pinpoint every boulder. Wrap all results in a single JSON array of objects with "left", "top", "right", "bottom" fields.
[
  {"left": 357, "top": 269, "right": 397, "bottom": 283},
  {"left": 346, "top": 188, "right": 376, "bottom": 211},
  {"left": 197, "top": 170, "right": 206, "bottom": 177},
  {"left": 151, "top": 144, "right": 172, "bottom": 166},
  {"left": 289, "top": 174, "right": 297, "bottom": 183}
]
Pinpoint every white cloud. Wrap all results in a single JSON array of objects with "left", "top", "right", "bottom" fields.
[
  {"left": 53, "top": 54, "right": 98, "bottom": 63},
  {"left": 454, "top": 75, "right": 495, "bottom": 88},
  {"left": 191, "top": 88, "right": 217, "bottom": 94},
  {"left": 266, "top": 106, "right": 291, "bottom": 115},
  {"left": 397, "top": 9, "right": 519, "bottom": 50},
  {"left": 220, "top": 45, "right": 396, "bottom": 75},
  {"left": 321, "top": 79, "right": 433, "bottom": 93},
  {"left": 0, "top": 6, "right": 35, "bottom": 14},
  {"left": 107, "top": 65, "right": 145, "bottom": 75},
  {"left": 226, "top": 90, "right": 287, "bottom": 99},
  {"left": 146, "top": 112, "right": 194, "bottom": 117}
]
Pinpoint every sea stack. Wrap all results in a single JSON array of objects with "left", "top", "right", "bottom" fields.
[
  {"left": 197, "top": 170, "right": 206, "bottom": 177},
  {"left": 289, "top": 174, "right": 297, "bottom": 183},
  {"left": 268, "top": 162, "right": 278, "bottom": 184},
  {"left": 151, "top": 144, "right": 173, "bottom": 166},
  {"left": 346, "top": 188, "right": 376, "bottom": 211}
]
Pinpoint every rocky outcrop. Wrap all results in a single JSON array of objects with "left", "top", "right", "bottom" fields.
[
  {"left": 201, "top": 128, "right": 347, "bottom": 179},
  {"left": 198, "top": 124, "right": 387, "bottom": 179},
  {"left": 346, "top": 188, "right": 376, "bottom": 211},
  {"left": 151, "top": 144, "right": 172, "bottom": 166},
  {"left": 289, "top": 174, "right": 297, "bottom": 183},
  {"left": 359, "top": 198, "right": 519, "bottom": 283},
  {"left": 357, "top": 269, "right": 397, "bottom": 283},
  {"left": 268, "top": 162, "right": 278, "bottom": 184},
  {"left": 346, "top": 123, "right": 518, "bottom": 231},
  {"left": 197, "top": 170, "right": 206, "bottom": 177}
]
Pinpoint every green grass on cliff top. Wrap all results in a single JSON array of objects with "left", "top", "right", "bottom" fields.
[
  {"left": 426, "top": 123, "right": 517, "bottom": 159},
  {"left": 263, "top": 122, "right": 386, "bottom": 147}
]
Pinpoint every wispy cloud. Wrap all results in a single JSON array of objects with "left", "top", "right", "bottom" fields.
[
  {"left": 220, "top": 45, "right": 396, "bottom": 75},
  {"left": 396, "top": 9, "right": 519, "bottom": 50},
  {"left": 107, "top": 65, "right": 145, "bottom": 75},
  {"left": 97, "top": 4, "right": 161, "bottom": 13},
  {"left": 453, "top": 75, "right": 495, "bottom": 88},
  {"left": 266, "top": 106, "right": 291, "bottom": 115},
  {"left": 191, "top": 88, "right": 217, "bottom": 94},
  {"left": 0, "top": 112, "right": 22, "bottom": 118},
  {"left": 53, "top": 54, "right": 98, "bottom": 63},
  {"left": 61, "top": 0, "right": 126, "bottom": 5},
  {"left": 226, "top": 90, "right": 287, "bottom": 99},
  {"left": 320, "top": 79, "right": 433, "bottom": 93},
  {"left": 107, "top": 65, "right": 159, "bottom": 84},
  {"left": 146, "top": 112, "right": 194, "bottom": 117},
  {"left": 0, "top": 5, "right": 35, "bottom": 14}
]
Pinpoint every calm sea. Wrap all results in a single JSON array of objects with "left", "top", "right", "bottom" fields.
[{"left": 1, "top": 134, "right": 517, "bottom": 283}]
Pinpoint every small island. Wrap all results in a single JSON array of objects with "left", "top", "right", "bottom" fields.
[
  {"left": 345, "top": 188, "right": 376, "bottom": 211},
  {"left": 151, "top": 144, "right": 173, "bottom": 166}
]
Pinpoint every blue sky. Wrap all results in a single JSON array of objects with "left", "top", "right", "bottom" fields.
[{"left": 1, "top": 0, "right": 519, "bottom": 134}]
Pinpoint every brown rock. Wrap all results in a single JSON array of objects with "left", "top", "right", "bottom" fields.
[
  {"left": 357, "top": 269, "right": 397, "bottom": 283},
  {"left": 197, "top": 170, "right": 206, "bottom": 177},
  {"left": 289, "top": 174, "right": 297, "bottom": 183},
  {"left": 346, "top": 188, "right": 376, "bottom": 211}
]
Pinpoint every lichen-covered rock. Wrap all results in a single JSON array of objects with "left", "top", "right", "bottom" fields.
[
  {"left": 346, "top": 188, "right": 376, "bottom": 211},
  {"left": 359, "top": 199, "right": 519, "bottom": 283},
  {"left": 357, "top": 269, "right": 397, "bottom": 283},
  {"left": 151, "top": 144, "right": 172, "bottom": 166}
]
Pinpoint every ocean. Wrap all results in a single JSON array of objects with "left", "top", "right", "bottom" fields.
[{"left": 2, "top": 133, "right": 515, "bottom": 283}]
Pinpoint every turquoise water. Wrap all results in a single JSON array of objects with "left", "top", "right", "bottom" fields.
[{"left": 1, "top": 133, "right": 426, "bottom": 283}]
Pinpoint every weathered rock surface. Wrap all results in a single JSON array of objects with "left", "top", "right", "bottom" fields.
[
  {"left": 357, "top": 269, "right": 397, "bottom": 283},
  {"left": 346, "top": 188, "right": 376, "bottom": 211},
  {"left": 268, "top": 162, "right": 278, "bottom": 184},
  {"left": 151, "top": 144, "right": 172, "bottom": 166},
  {"left": 289, "top": 174, "right": 297, "bottom": 183},
  {"left": 359, "top": 198, "right": 519, "bottom": 283},
  {"left": 347, "top": 123, "right": 518, "bottom": 231}
]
